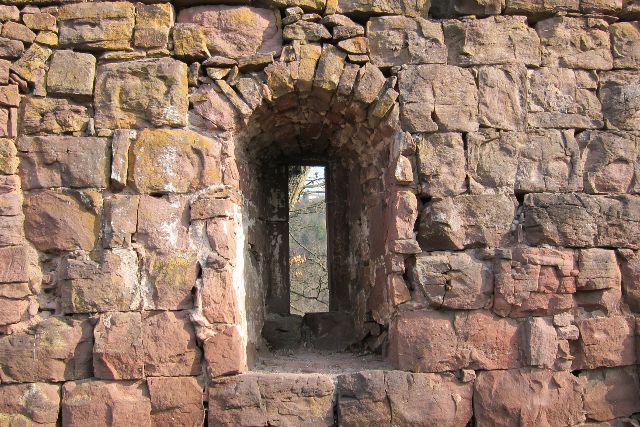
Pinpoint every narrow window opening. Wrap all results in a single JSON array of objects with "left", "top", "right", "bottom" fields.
[{"left": 288, "top": 165, "right": 329, "bottom": 315}]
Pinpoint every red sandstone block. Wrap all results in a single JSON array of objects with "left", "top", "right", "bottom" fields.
[
  {"left": 93, "top": 311, "right": 144, "bottom": 380},
  {"left": 202, "top": 266, "right": 239, "bottom": 324},
  {"left": 581, "top": 366, "right": 640, "bottom": 421},
  {"left": 203, "top": 325, "right": 246, "bottom": 379},
  {"left": 62, "top": 380, "right": 151, "bottom": 427},
  {"left": 0, "top": 382, "right": 60, "bottom": 425},
  {"left": 474, "top": 368, "right": 585, "bottom": 427},
  {"left": 209, "top": 372, "right": 334, "bottom": 426},
  {"left": 573, "top": 315, "right": 637, "bottom": 369},
  {"left": 148, "top": 376, "right": 204, "bottom": 426},
  {"left": 142, "top": 310, "right": 202, "bottom": 377}
]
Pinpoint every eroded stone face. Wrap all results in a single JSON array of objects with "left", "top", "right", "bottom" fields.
[
  {"left": 209, "top": 373, "right": 335, "bottom": 426},
  {"left": 0, "top": 383, "right": 60, "bottom": 426},
  {"left": 148, "top": 376, "right": 204, "bottom": 426},
  {"left": 337, "top": 371, "right": 473, "bottom": 426},
  {"left": 474, "top": 369, "right": 585, "bottom": 427},
  {"left": 23, "top": 189, "right": 101, "bottom": 252},
  {"left": 62, "top": 380, "right": 151, "bottom": 426},
  {"left": 94, "top": 58, "right": 188, "bottom": 129},
  {"left": 129, "top": 128, "right": 221, "bottom": 194},
  {"left": 0, "top": 317, "right": 93, "bottom": 383},
  {"left": 17, "top": 136, "right": 110, "bottom": 190},
  {"left": 398, "top": 64, "right": 478, "bottom": 133},
  {"left": 93, "top": 311, "right": 144, "bottom": 380},
  {"left": 177, "top": 6, "right": 282, "bottom": 59}
]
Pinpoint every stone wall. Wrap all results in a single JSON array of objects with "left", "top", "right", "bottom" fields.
[{"left": 0, "top": 0, "right": 639, "bottom": 425}]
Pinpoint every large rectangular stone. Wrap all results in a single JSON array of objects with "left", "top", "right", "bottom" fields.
[
  {"left": 94, "top": 58, "right": 188, "bottom": 129},
  {"left": 418, "top": 194, "right": 517, "bottom": 250},
  {"left": 209, "top": 373, "right": 335, "bottom": 426},
  {"left": 367, "top": 16, "right": 446, "bottom": 68},
  {"left": 416, "top": 132, "right": 466, "bottom": 197},
  {"left": 600, "top": 71, "right": 640, "bottom": 131},
  {"left": 408, "top": 250, "right": 493, "bottom": 310},
  {"left": 20, "top": 97, "right": 89, "bottom": 135},
  {"left": 337, "top": 370, "right": 473, "bottom": 426},
  {"left": 389, "top": 309, "right": 524, "bottom": 372},
  {"left": 610, "top": 22, "right": 640, "bottom": 69},
  {"left": 17, "top": 136, "right": 110, "bottom": 190},
  {"left": 93, "top": 311, "right": 143, "bottom": 380},
  {"left": 577, "top": 130, "right": 639, "bottom": 194},
  {"left": 444, "top": 16, "right": 540, "bottom": 67},
  {"left": 0, "top": 383, "right": 60, "bottom": 426},
  {"left": 62, "top": 380, "right": 151, "bottom": 427},
  {"left": 60, "top": 249, "right": 141, "bottom": 314},
  {"left": 580, "top": 367, "right": 640, "bottom": 421},
  {"left": 523, "top": 193, "right": 640, "bottom": 248},
  {"left": 537, "top": 16, "right": 613, "bottom": 70},
  {"left": 478, "top": 65, "right": 527, "bottom": 131},
  {"left": 58, "top": 2, "right": 135, "bottom": 51},
  {"left": 0, "top": 317, "right": 93, "bottom": 383},
  {"left": 573, "top": 315, "right": 636, "bottom": 369},
  {"left": 527, "top": 67, "right": 603, "bottom": 129},
  {"left": 398, "top": 64, "right": 478, "bottom": 133},
  {"left": 474, "top": 369, "right": 585, "bottom": 427},
  {"left": 0, "top": 245, "right": 29, "bottom": 283}
]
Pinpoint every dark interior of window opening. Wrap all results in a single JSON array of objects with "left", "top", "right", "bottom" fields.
[{"left": 288, "top": 165, "right": 329, "bottom": 316}]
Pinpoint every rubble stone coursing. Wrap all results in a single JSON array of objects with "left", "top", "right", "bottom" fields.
[{"left": 0, "top": 0, "right": 638, "bottom": 425}]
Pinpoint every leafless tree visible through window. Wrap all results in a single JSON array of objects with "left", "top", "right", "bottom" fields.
[{"left": 288, "top": 165, "right": 329, "bottom": 315}]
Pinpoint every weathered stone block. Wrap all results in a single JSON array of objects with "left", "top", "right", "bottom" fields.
[
  {"left": 0, "top": 383, "right": 60, "bottom": 426},
  {"left": 0, "top": 295, "right": 30, "bottom": 327},
  {"left": 207, "top": 217, "right": 236, "bottom": 261},
  {"left": 22, "top": 12, "right": 57, "bottom": 32},
  {"left": 537, "top": 16, "right": 613, "bottom": 70},
  {"left": 528, "top": 67, "right": 603, "bottom": 129},
  {"left": 418, "top": 194, "right": 516, "bottom": 250},
  {"left": 477, "top": 65, "right": 526, "bottom": 131},
  {"left": 0, "top": 211, "right": 23, "bottom": 248},
  {"left": 493, "top": 247, "right": 576, "bottom": 318},
  {"left": 143, "top": 310, "right": 202, "bottom": 377},
  {"left": 93, "top": 311, "right": 143, "bottom": 380},
  {"left": 330, "top": 0, "right": 430, "bottom": 17},
  {"left": 136, "top": 194, "right": 189, "bottom": 253},
  {"left": 367, "top": 16, "right": 445, "bottom": 68},
  {"left": 314, "top": 44, "right": 346, "bottom": 91},
  {"left": 129, "top": 128, "right": 221, "bottom": 193},
  {"left": 47, "top": 50, "right": 96, "bottom": 96},
  {"left": 1, "top": 21, "right": 35, "bottom": 43},
  {"left": 61, "top": 249, "right": 141, "bottom": 314},
  {"left": 209, "top": 373, "right": 335, "bottom": 426},
  {"left": 0, "top": 245, "right": 29, "bottom": 284},
  {"left": 177, "top": 6, "right": 282, "bottom": 59},
  {"left": 581, "top": 367, "right": 640, "bottom": 422},
  {"left": 284, "top": 21, "right": 331, "bottom": 42},
  {"left": 62, "top": 380, "right": 151, "bottom": 427},
  {"left": 389, "top": 309, "right": 523, "bottom": 372},
  {"left": 398, "top": 64, "right": 478, "bottom": 132},
  {"left": 103, "top": 194, "right": 139, "bottom": 248},
  {"left": 17, "top": 136, "right": 110, "bottom": 190},
  {"left": 0, "top": 37, "right": 23, "bottom": 59},
  {"left": 474, "top": 369, "right": 585, "bottom": 427},
  {"left": 578, "top": 131, "right": 639, "bottom": 194},
  {"left": 337, "top": 370, "right": 473, "bottom": 427},
  {"left": 523, "top": 193, "right": 640, "bottom": 248},
  {"left": 58, "top": 2, "right": 135, "bottom": 51},
  {"left": 600, "top": 71, "right": 640, "bottom": 131},
  {"left": 611, "top": 22, "right": 640, "bottom": 69},
  {"left": 172, "top": 23, "right": 210, "bottom": 62},
  {"left": 467, "top": 130, "right": 523, "bottom": 194},
  {"left": 203, "top": 325, "right": 246, "bottom": 379},
  {"left": 577, "top": 249, "right": 621, "bottom": 291},
  {"left": 94, "top": 58, "right": 188, "bottom": 129},
  {"left": 525, "top": 317, "right": 558, "bottom": 368},
  {"left": 148, "top": 376, "right": 204, "bottom": 427},
  {"left": 506, "top": 0, "right": 579, "bottom": 16},
  {"left": 24, "top": 189, "right": 100, "bottom": 252},
  {"left": 574, "top": 315, "right": 636, "bottom": 369},
  {"left": 143, "top": 251, "right": 198, "bottom": 310},
  {"left": 388, "top": 190, "right": 417, "bottom": 242},
  {"left": 202, "top": 266, "right": 239, "bottom": 324},
  {"left": 134, "top": 3, "right": 173, "bottom": 49},
  {"left": 0, "top": 138, "right": 17, "bottom": 174},
  {"left": 416, "top": 132, "right": 466, "bottom": 197},
  {"left": 619, "top": 249, "right": 640, "bottom": 311},
  {"left": 408, "top": 250, "right": 493, "bottom": 310},
  {"left": 20, "top": 97, "right": 89, "bottom": 135},
  {"left": 0, "top": 317, "right": 93, "bottom": 383},
  {"left": 444, "top": 16, "right": 540, "bottom": 67}
]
